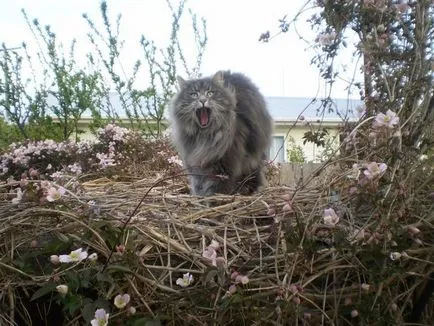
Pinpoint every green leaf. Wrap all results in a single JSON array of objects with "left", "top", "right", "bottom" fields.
[
  {"left": 82, "top": 302, "right": 96, "bottom": 323},
  {"left": 64, "top": 294, "right": 82, "bottom": 315},
  {"left": 107, "top": 264, "right": 132, "bottom": 273},
  {"left": 94, "top": 298, "right": 111, "bottom": 311},
  {"left": 96, "top": 271, "right": 113, "bottom": 284},
  {"left": 30, "top": 282, "right": 57, "bottom": 301}
]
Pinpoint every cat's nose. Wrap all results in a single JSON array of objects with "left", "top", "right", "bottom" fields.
[{"left": 199, "top": 99, "right": 207, "bottom": 105}]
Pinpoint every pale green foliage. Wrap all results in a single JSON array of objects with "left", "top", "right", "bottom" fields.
[
  {"left": 0, "top": 0, "right": 208, "bottom": 148},
  {"left": 82, "top": 0, "right": 207, "bottom": 137},
  {"left": 286, "top": 137, "right": 305, "bottom": 163}
]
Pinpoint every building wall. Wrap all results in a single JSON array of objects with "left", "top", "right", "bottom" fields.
[{"left": 271, "top": 125, "right": 340, "bottom": 163}]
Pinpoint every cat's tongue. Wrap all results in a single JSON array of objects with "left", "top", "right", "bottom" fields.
[{"left": 199, "top": 108, "right": 209, "bottom": 126}]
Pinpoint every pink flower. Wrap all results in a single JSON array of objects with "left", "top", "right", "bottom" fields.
[
  {"left": 363, "top": 162, "right": 387, "bottom": 180},
  {"left": 20, "top": 177, "right": 28, "bottom": 187},
  {"left": 203, "top": 246, "right": 217, "bottom": 266},
  {"left": 349, "top": 187, "right": 358, "bottom": 195},
  {"left": 209, "top": 239, "right": 220, "bottom": 250},
  {"left": 231, "top": 271, "right": 249, "bottom": 285},
  {"left": 46, "top": 186, "right": 66, "bottom": 202},
  {"left": 202, "top": 240, "right": 222, "bottom": 266},
  {"left": 373, "top": 110, "right": 399, "bottom": 129},
  {"left": 116, "top": 244, "right": 126, "bottom": 253},
  {"left": 235, "top": 275, "right": 250, "bottom": 285},
  {"left": 323, "top": 208, "right": 339, "bottom": 226},
  {"left": 167, "top": 156, "right": 183, "bottom": 167},
  {"left": 29, "top": 168, "right": 39, "bottom": 178}
]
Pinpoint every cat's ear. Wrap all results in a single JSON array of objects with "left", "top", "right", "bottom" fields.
[
  {"left": 212, "top": 71, "right": 225, "bottom": 86},
  {"left": 176, "top": 76, "right": 186, "bottom": 90}
]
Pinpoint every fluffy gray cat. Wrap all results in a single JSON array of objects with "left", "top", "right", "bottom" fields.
[{"left": 169, "top": 70, "right": 273, "bottom": 196}]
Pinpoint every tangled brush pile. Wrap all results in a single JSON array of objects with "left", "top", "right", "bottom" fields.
[{"left": 0, "top": 118, "right": 432, "bottom": 325}]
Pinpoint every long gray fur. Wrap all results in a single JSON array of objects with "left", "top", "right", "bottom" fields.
[{"left": 169, "top": 70, "right": 273, "bottom": 196}]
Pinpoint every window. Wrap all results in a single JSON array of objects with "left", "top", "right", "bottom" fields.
[{"left": 268, "top": 136, "right": 285, "bottom": 163}]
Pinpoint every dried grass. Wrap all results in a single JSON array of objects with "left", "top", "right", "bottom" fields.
[{"left": 0, "top": 161, "right": 433, "bottom": 325}]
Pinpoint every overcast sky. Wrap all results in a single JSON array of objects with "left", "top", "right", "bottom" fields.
[{"left": 0, "top": 0, "right": 363, "bottom": 99}]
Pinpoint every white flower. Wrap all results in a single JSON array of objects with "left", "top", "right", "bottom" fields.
[
  {"left": 88, "top": 253, "right": 98, "bottom": 262},
  {"left": 176, "top": 272, "right": 194, "bottom": 287},
  {"left": 323, "top": 208, "right": 339, "bottom": 226},
  {"left": 389, "top": 252, "right": 402, "bottom": 261},
  {"left": 68, "top": 162, "right": 82, "bottom": 174},
  {"left": 56, "top": 284, "right": 68, "bottom": 295},
  {"left": 11, "top": 188, "right": 23, "bottom": 204},
  {"left": 46, "top": 186, "right": 66, "bottom": 202},
  {"left": 167, "top": 155, "right": 183, "bottom": 167},
  {"left": 90, "top": 308, "right": 109, "bottom": 326},
  {"left": 50, "top": 171, "right": 64, "bottom": 180},
  {"left": 96, "top": 153, "right": 116, "bottom": 169},
  {"left": 59, "top": 248, "right": 88, "bottom": 263},
  {"left": 114, "top": 293, "right": 131, "bottom": 309}
]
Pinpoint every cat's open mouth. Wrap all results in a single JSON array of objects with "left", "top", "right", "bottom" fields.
[{"left": 196, "top": 107, "right": 211, "bottom": 127}]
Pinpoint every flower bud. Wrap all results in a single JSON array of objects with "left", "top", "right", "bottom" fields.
[
  {"left": 116, "top": 244, "right": 126, "bottom": 253},
  {"left": 361, "top": 283, "right": 370, "bottom": 291},
  {"left": 228, "top": 284, "right": 237, "bottom": 294},
  {"left": 88, "top": 253, "right": 98, "bottom": 262},
  {"left": 50, "top": 255, "right": 60, "bottom": 264},
  {"left": 407, "top": 225, "right": 421, "bottom": 235},
  {"left": 389, "top": 252, "right": 401, "bottom": 261},
  {"left": 56, "top": 285, "right": 68, "bottom": 296},
  {"left": 351, "top": 309, "right": 359, "bottom": 318},
  {"left": 128, "top": 306, "right": 136, "bottom": 315}
]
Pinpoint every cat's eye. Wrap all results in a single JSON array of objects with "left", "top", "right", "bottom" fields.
[
  {"left": 190, "top": 92, "right": 199, "bottom": 98},
  {"left": 206, "top": 91, "right": 214, "bottom": 97}
]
